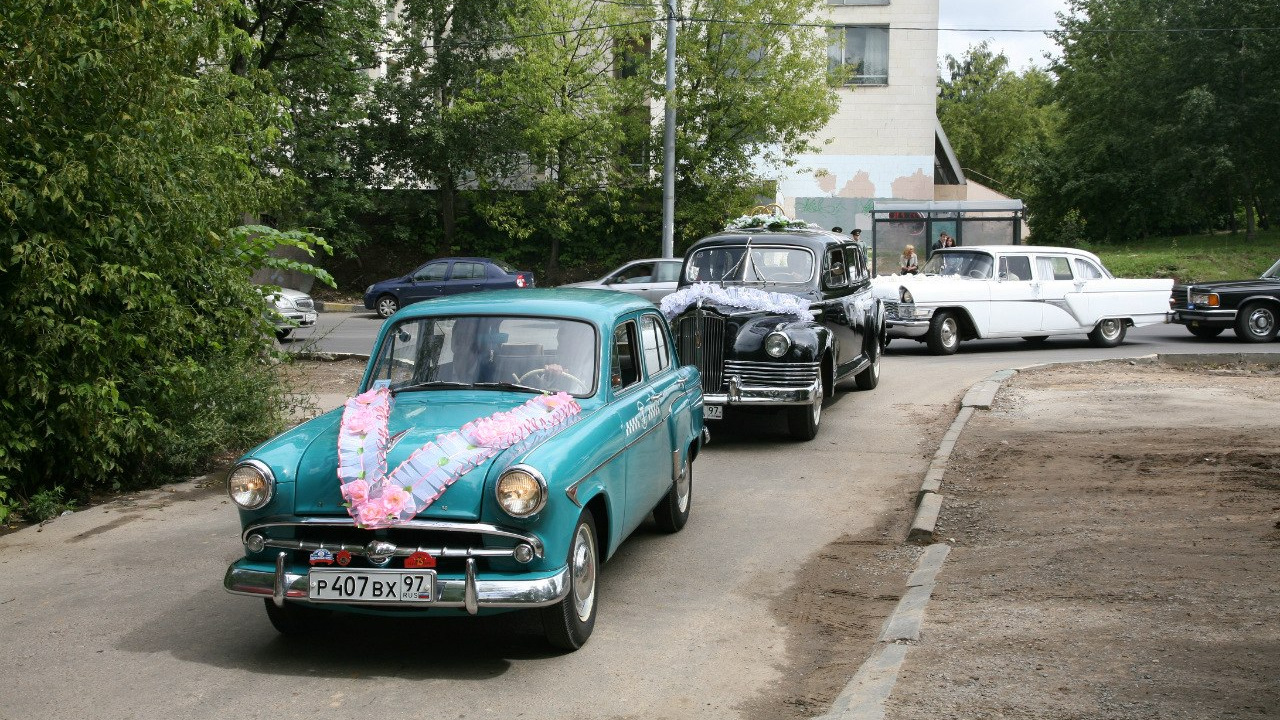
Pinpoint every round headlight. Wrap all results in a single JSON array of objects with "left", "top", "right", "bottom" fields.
[
  {"left": 764, "top": 331, "right": 792, "bottom": 358},
  {"left": 900, "top": 288, "right": 914, "bottom": 304},
  {"left": 228, "top": 460, "right": 274, "bottom": 510},
  {"left": 496, "top": 465, "right": 547, "bottom": 518}
]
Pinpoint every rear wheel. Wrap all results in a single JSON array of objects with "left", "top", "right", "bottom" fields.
[
  {"left": 263, "top": 599, "right": 331, "bottom": 636},
  {"left": 1087, "top": 318, "right": 1127, "bottom": 348},
  {"left": 926, "top": 311, "right": 960, "bottom": 355},
  {"left": 541, "top": 512, "right": 599, "bottom": 651},
  {"left": 375, "top": 294, "right": 399, "bottom": 319},
  {"left": 853, "top": 336, "right": 881, "bottom": 390},
  {"left": 1235, "top": 302, "right": 1278, "bottom": 342},
  {"left": 652, "top": 452, "right": 692, "bottom": 533},
  {"left": 1187, "top": 325, "right": 1224, "bottom": 339},
  {"left": 787, "top": 371, "right": 823, "bottom": 441}
]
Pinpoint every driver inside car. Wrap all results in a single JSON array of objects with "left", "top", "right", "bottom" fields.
[{"left": 530, "top": 322, "right": 596, "bottom": 393}]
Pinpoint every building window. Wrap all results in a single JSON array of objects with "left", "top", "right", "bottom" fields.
[{"left": 828, "top": 26, "right": 889, "bottom": 85}]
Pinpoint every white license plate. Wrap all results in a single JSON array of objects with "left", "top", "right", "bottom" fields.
[
  {"left": 303, "top": 312, "right": 318, "bottom": 323},
  {"left": 704, "top": 404, "right": 723, "bottom": 420},
  {"left": 308, "top": 569, "right": 436, "bottom": 603}
]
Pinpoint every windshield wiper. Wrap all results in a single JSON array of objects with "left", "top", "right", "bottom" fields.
[
  {"left": 391, "top": 380, "right": 472, "bottom": 394},
  {"left": 472, "top": 381, "right": 545, "bottom": 394}
]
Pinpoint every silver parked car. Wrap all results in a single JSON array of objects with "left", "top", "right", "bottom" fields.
[
  {"left": 560, "top": 258, "right": 682, "bottom": 303},
  {"left": 266, "top": 288, "right": 317, "bottom": 342}
]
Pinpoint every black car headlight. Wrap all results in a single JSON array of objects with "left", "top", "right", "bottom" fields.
[
  {"left": 228, "top": 460, "right": 274, "bottom": 510},
  {"left": 496, "top": 465, "right": 547, "bottom": 518},
  {"left": 1189, "top": 292, "right": 1218, "bottom": 307},
  {"left": 764, "top": 331, "right": 792, "bottom": 358}
]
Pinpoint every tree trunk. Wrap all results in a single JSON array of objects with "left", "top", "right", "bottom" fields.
[
  {"left": 1242, "top": 176, "right": 1256, "bottom": 241},
  {"left": 438, "top": 175, "right": 456, "bottom": 258}
]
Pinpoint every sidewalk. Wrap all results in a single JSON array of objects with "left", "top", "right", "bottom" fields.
[{"left": 827, "top": 355, "right": 1280, "bottom": 719}]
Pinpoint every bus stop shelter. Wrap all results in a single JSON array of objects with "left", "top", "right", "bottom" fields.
[{"left": 869, "top": 199, "right": 1025, "bottom": 277}]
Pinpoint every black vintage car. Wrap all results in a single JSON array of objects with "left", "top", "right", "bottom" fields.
[
  {"left": 1169, "top": 258, "right": 1280, "bottom": 342},
  {"left": 661, "top": 228, "right": 884, "bottom": 440}
]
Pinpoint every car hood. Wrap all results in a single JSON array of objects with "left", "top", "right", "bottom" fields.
[
  {"left": 1182, "top": 278, "right": 1280, "bottom": 293},
  {"left": 259, "top": 392, "right": 580, "bottom": 522},
  {"left": 871, "top": 274, "right": 988, "bottom": 301}
]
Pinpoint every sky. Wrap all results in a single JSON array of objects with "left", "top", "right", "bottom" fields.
[{"left": 938, "top": 0, "right": 1071, "bottom": 72}]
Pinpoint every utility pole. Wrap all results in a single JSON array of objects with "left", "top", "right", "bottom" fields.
[{"left": 661, "top": 0, "right": 677, "bottom": 259}]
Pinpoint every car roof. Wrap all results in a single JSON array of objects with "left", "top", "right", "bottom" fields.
[
  {"left": 690, "top": 228, "right": 853, "bottom": 252},
  {"left": 940, "top": 245, "right": 1098, "bottom": 257},
  {"left": 393, "top": 288, "right": 656, "bottom": 324}
]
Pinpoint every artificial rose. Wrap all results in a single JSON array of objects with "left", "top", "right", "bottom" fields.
[{"left": 341, "top": 478, "right": 370, "bottom": 505}]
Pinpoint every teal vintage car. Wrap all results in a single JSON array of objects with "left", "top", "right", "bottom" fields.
[{"left": 224, "top": 289, "right": 706, "bottom": 650}]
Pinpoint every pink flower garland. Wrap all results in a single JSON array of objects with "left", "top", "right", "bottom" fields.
[{"left": 336, "top": 387, "right": 581, "bottom": 529}]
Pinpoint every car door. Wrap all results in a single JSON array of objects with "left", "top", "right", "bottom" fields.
[
  {"left": 442, "top": 261, "right": 487, "bottom": 296},
  {"left": 815, "top": 246, "right": 863, "bottom": 374},
  {"left": 1033, "top": 254, "right": 1085, "bottom": 331},
  {"left": 605, "top": 261, "right": 657, "bottom": 299},
  {"left": 987, "top": 254, "right": 1038, "bottom": 335},
  {"left": 403, "top": 261, "right": 450, "bottom": 305},
  {"left": 612, "top": 317, "right": 674, "bottom": 537}
]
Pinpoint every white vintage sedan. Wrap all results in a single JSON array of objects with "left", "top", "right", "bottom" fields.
[{"left": 872, "top": 246, "right": 1172, "bottom": 354}]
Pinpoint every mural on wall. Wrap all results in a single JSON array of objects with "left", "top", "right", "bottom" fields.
[{"left": 775, "top": 154, "right": 934, "bottom": 234}]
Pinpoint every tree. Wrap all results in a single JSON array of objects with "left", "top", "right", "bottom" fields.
[
  {"left": 938, "top": 43, "right": 1061, "bottom": 205},
  {"left": 1043, "top": 0, "right": 1280, "bottom": 241},
  {"left": 0, "top": 1, "right": 303, "bottom": 508},
  {"left": 666, "top": 0, "right": 839, "bottom": 243}
]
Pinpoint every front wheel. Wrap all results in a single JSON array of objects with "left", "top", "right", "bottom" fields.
[
  {"left": 375, "top": 294, "right": 399, "bottom": 319},
  {"left": 1088, "top": 318, "right": 1127, "bottom": 348},
  {"left": 926, "top": 311, "right": 960, "bottom": 355},
  {"left": 787, "top": 371, "right": 823, "bottom": 441},
  {"left": 1187, "top": 325, "right": 1224, "bottom": 339},
  {"left": 275, "top": 328, "right": 292, "bottom": 342},
  {"left": 541, "top": 512, "right": 599, "bottom": 651},
  {"left": 263, "top": 599, "right": 331, "bottom": 636},
  {"left": 652, "top": 452, "right": 692, "bottom": 533},
  {"left": 1235, "top": 302, "right": 1278, "bottom": 342}
]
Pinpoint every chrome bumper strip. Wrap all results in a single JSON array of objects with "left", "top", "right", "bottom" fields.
[
  {"left": 225, "top": 563, "right": 571, "bottom": 613},
  {"left": 703, "top": 378, "right": 820, "bottom": 407}
]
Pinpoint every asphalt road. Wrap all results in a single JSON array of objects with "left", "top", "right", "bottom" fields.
[{"left": 2, "top": 310, "right": 1276, "bottom": 720}]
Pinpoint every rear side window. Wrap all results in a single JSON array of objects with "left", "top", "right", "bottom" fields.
[
  {"left": 1075, "top": 258, "right": 1106, "bottom": 279},
  {"left": 1036, "top": 256, "right": 1074, "bottom": 281},
  {"left": 451, "top": 262, "right": 485, "bottom": 280},
  {"left": 654, "top": 262, "right": 681, "bottom": 283},
  {"left": 639, "top": 315, "right": 671, "bottom": 376}
]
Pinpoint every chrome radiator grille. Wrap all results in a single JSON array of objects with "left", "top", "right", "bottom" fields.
[
  {"left": 882, "top": 300, "right": 903, "bottom": 321},
  {"left": 725, "top": 360, "right": 820, "bottom": 386},
  {"left": 676, "top": 313, "right": 725, "bottom": 394}
]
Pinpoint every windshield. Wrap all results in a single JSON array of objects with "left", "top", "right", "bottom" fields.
[
  {"left": 366, "top": 316, "right": 597, "bottom": 397},
  {"left": 920, "top": 250, "right": 996, "bottom": 279},
  {"left": 1265, "top": 258, "right": 1280, "bottom": 280},
  {"left": 685, "top": 245, "right": 815, "bottom": 285}
]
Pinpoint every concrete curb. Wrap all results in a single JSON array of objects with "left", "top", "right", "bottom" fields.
[{"left": 314, "top": 300, "right": 365, "bottom": 313}]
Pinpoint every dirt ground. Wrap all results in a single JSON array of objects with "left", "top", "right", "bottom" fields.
[{"left": 279, "top": 356, "right": 1280, "bottom": 719}]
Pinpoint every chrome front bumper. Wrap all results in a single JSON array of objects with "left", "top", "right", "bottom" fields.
[
  {"left": 883, "top": 301, "right": 934, "bottom": 338},
  {"left": 703, "top": 377, "right": 820, "bottom": 407},
  {"left": 224, "top": 553, "right": 570, "bottom": 615}
]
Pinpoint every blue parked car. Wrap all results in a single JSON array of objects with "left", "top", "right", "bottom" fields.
[
  {"left": 363, "top": 257, "right": 536, "bottom": 318},
  {"left": 224, "top": 289, "right": 706, "bottom": 650}
]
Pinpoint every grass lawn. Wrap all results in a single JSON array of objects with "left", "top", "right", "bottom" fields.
[{"left": 1082, "top": 229, "right": 1279, "bottom": 284}]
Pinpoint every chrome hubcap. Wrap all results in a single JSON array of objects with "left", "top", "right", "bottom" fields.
[
  {"left": 812, "top": 375, "right": 823, "bottom": 424},
  {"left": 675, "top": 459, "right": 691, "bottom": 513},
  {"left": 1101, "top": 319, "right": 1121, "bottom": 338},
  {"left": 1248, "top": 308, "right": 1275, "bottom": 335},
  {"left": 570, "top": 525, "right": 597, "bottom": 622},
  {"left": 941, "top": 318, "right": 957, "bottom": 347}
]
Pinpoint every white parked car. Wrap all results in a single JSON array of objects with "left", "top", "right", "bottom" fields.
[
  {"left": 871, "top": 246, "right": 1172, "bottom": 354},
  {"left": 560, "top": 258, "right": 682, "bottom": 303}
]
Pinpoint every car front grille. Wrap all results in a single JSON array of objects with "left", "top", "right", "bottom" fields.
[
  {"left": 883, "top": 300, "right": 904, "bottom": 321},
  {"left": 725, "top": 360, "right": 820, "bottom": 386},
  {"left": 675, "top": 313, "right": 725, "bottom": 394},
  {"left": 242, "top": 519, "right": 540, "bottom": 574},
  {"left": 1169, "top": 286, "right": 1189, "bottom": 311}
]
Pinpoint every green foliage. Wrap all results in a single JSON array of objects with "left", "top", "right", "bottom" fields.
[
  {"left": 1, "top": 1, "right": 302, "bottom": 503},
  {"left": 938, "top": 43, "right": 1061, "bottom": 204},
  {"left": 1039, "top": 0, "right": 1280, "bottom": 241},
  {"left": 23, "top": 486, "right": 76, "bottom": 524}
]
